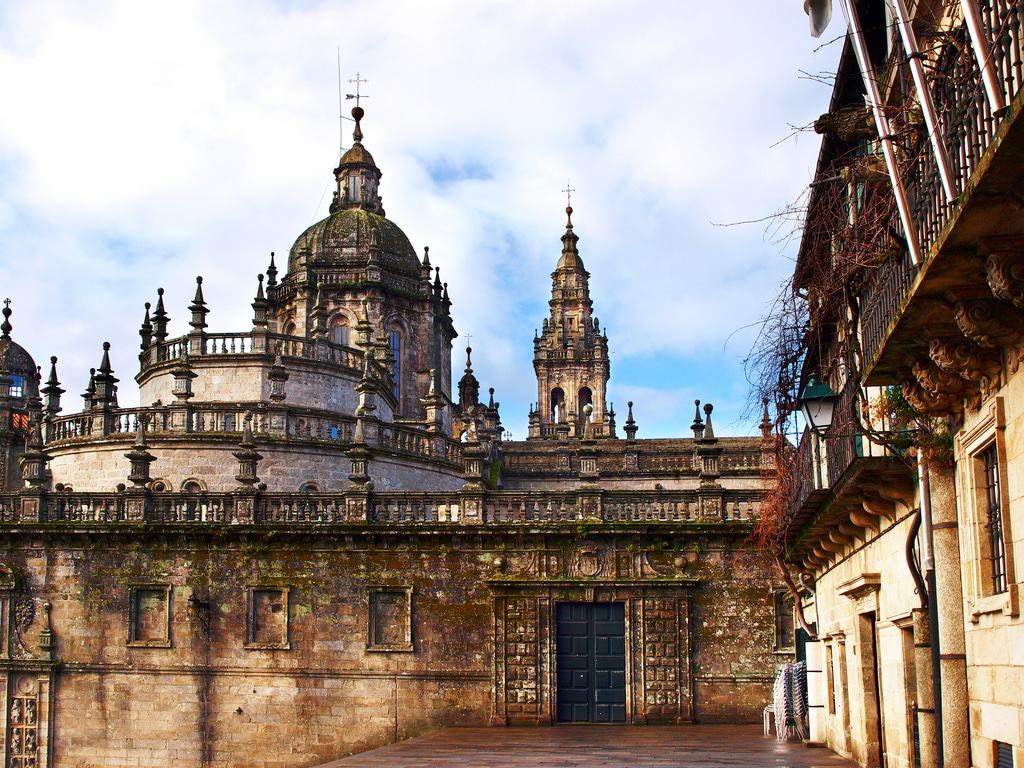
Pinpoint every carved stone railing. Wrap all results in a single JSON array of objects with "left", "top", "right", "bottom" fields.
[
  {"left": 146, "top": 330, "right": 365, "bottom": 371},
  {"left": 0, "top": 488, "right": 760, "bottom": 526},
  {"left": 44, "top": 403, "right": 462, "bottom": 467},
  {"left": 860, "top": 3, "right": 1024, "bottom": 368}
]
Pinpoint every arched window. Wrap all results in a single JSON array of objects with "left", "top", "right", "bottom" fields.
[
  {"left": 329, "top": 318, "right": 350, "bottom": 346},
  {"left": 299, "top": 481, "right": 319, "bottom": 493},
  {"left": 388, "top": 329, "right": 402, "bottom": 402},
  {"left": 283, "top": 321, "right": 297, "bottom": 337},
  {"left": 150, "top": 479, "right": 169, "bottom": 493},
  {"left": 181, "top": 479, "right": 205, "bottom": 494},
  {"left": 578, "top": 387, "right": 593, "bottom": 420},
  {"left": 550, "top": 387, "right": 565, "bottom": 423}
]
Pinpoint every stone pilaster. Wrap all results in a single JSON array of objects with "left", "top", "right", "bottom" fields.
[{"left": 927, "top": 461, "right": 969, "bottom": 768}]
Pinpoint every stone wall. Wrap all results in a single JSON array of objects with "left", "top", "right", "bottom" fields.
[
  {"left": 808, "top": 513, "right": 923, "bottom": 768},
  {"left": 955, "top": 377, "right": 1024, "bottom": 768},
  {"left": 0, "top": 524, "right": 783, "bottom": 767},
  {"left": 45, "top": 440, "right": 463, "bottom": 493}
]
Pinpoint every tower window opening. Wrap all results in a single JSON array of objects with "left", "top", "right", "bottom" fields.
[
  {"left": 578, "top": 387, "right": 593, "bottom": 419},
  {"left": 347, "top": 175, "right": 363, "bottom": 204},
  {"left": 550, "top": 387, "right": 565, "bottom": 423},
  {"left": 389, "top": 330, "right": 402, "bottom": 402}
]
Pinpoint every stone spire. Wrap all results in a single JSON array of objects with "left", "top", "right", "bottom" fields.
[
  {"left": 152, "top": 288, "right": 169, "bottom": 345},
  {"left": 691, "top": 400, "right": 705, "bottom": 439},
  {"left": 530, "top": 203, "right": 611, "bottom": 439},
  {"left": 252, "top": 274, "right": 268, "bottom": 329},
  {"left": 42, "top": 357, "right": 64, "bottom": 415},
  {"left": 92, "top": 343, "right": 118, "bottom": 406},
  {"left": 139, "top": 302, "right": 153, "bottom": 350},
  {"left": 624, "top": 401, "right": 638, "bottom": 441},
  {"left": 760, "top": 398, "right": 773, "bottom": 439},
  {"left": 189, "top": 277, "right": 209, "bottom": 332},
  {"left": 265, "top": 252, "right": 278, "bottom": 288},
  {"left": 458, "top": 346, "right": 480, "bottom": 411}
]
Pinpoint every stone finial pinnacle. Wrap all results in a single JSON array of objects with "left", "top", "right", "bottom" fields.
[
  {"left": 99, "top": 342, "right": 112, "bottom": 374},
  {"left": 256, "top": 273, "right": 265, "bottom": 301},
  {"left": 691, "top": 399, "right": 704, "bottom": 436},
  {"left": 624, "top": 400, "right": 638, "bottom": 441},
  {"left": 703, "top": 402, "right": 715, "bottom": 440},
  {"left": 189, "top": 276, "right": 209, "bottom": 332},
  {"left": 760, "top": 398, "right": 772, "bottom": 438},
  {"left": 45, "top": 356, "right": 59, "bottom": 387},
  {"left": 423, "top": 246, "right": 430, "bottom": 267},
  {"left": 1, "top": 298, "right": 11, "bottom": 338},
  {"left": 266, "top": 252, "right": 278, "bottom": 288}
]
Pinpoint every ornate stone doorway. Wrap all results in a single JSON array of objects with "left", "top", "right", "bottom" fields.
[{"left": 489, "top": 580, "right": 695, "bottom": 726}]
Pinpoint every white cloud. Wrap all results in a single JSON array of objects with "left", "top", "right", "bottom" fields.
[{"left": 0, "top": 0, "right": 840, "bottom": 435}]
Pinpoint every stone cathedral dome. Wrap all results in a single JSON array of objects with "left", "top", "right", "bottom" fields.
[{"left": 287, "top": 208, "right": 420, "bottom": 276}]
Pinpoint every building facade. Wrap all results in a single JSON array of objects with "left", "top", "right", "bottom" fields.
[
  {"left": 776, "top": 2, "right": 1024, "bottom": 767},
  {"left": 0, "top": 106, "right": 785, "bottom": 767}
]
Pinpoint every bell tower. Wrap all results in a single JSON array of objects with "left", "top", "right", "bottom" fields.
[{"left": 528, "top": 205, "right": 613, "bottom": 439}]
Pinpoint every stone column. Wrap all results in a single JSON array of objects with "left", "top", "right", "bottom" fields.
[
  {"left": 927, "top": 461, "right": 969, "bottom": 768},
  {"left": 913, "top": 608, "right": 939, "bottom": 768}
]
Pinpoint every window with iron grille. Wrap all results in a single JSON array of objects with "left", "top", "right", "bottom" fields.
[{"left": 982, "top": 443, "right": 1008, "bottom": 594}]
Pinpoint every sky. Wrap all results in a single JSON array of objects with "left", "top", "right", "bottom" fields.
[{"left": 0, "top": 0, "right": 842, "bottom": 439}]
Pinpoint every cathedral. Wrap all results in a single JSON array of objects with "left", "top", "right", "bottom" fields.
[{"left": 0, "top": 106, "right": 783, "bottom": 767}]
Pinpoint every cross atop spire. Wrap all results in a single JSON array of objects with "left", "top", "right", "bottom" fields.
[
  {"left": 346, "top": 72, "right": 369, "bottom": 108},
  {"left": 562, "top": 180, "right": 575, "bottom": 209},
  {"left": 345, "top": 72, "right": 370, "bottom": 144}
]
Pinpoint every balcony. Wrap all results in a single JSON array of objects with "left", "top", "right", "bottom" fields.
[
  {"left": 783, "top": 383, "right": 914, "bottom": 567},
  {"left": 861, "top": 1, "right": 1024, "bottom": 385}
]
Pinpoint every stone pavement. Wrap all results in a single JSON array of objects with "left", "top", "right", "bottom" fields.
[{"left": 317, "top": 725, "right": 857, "bottom": 767}]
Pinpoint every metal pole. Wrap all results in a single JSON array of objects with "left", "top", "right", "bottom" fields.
[
  {"left": 838, "top": 0, "right": 924, "bottom": 264},
  {"left": 891, "top": 0, "right": 956, "bottom": 202},
  {"left": 961, "top": 0, "right": 1006, "bottom": 113}
]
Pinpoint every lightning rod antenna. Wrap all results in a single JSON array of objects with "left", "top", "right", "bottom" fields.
[{"left": 336, "top": 47, "right": 345, "bottom": 157}]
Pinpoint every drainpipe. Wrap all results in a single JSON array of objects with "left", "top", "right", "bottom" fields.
[{"left": 915, "top": 454, "right": 941, "bottom": 768}]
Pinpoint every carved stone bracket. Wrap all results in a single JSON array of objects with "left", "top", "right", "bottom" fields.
[
  {"left": 902, "top": 380, "right": 960, "bottom": 417},
  {"left": 983, "top": 240, "right": 1024, "bottom": 309},
  {"left": 929, "top": 337, "right": 1001, "bottom": 397},
  {"left": 952, "top": 298, "right": 1024, "bottom": 348}
]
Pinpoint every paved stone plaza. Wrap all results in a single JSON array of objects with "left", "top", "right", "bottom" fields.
[{"left": 319, "top": 725, "right": 858, "bottom": 767}]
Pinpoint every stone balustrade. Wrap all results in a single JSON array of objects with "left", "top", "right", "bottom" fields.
[
  {"left": 145, "top": 330, "right": 365, "bottom": 371},
  {"left": 44, "top": 402, "right": 462, "bottom": 467},
  {"left": 0, "top": 488, "right": 759, "bottom": 526}
]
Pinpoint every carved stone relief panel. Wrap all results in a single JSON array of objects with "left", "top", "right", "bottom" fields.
[{"left": 4, "top": 673, "right": 52, "bottom": 768}]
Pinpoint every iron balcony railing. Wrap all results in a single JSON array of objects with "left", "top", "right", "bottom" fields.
[{"left": 859, "top": 0, "right": 1024, "bottom": 369}]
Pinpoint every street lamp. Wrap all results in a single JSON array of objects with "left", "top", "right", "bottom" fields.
[{"left": 799, "top": 375, "right": 839, "bottom": 434}]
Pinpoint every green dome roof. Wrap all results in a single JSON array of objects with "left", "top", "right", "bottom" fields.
[{"left": 288, "top": 208, "right": 420, "bottom": 276}]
